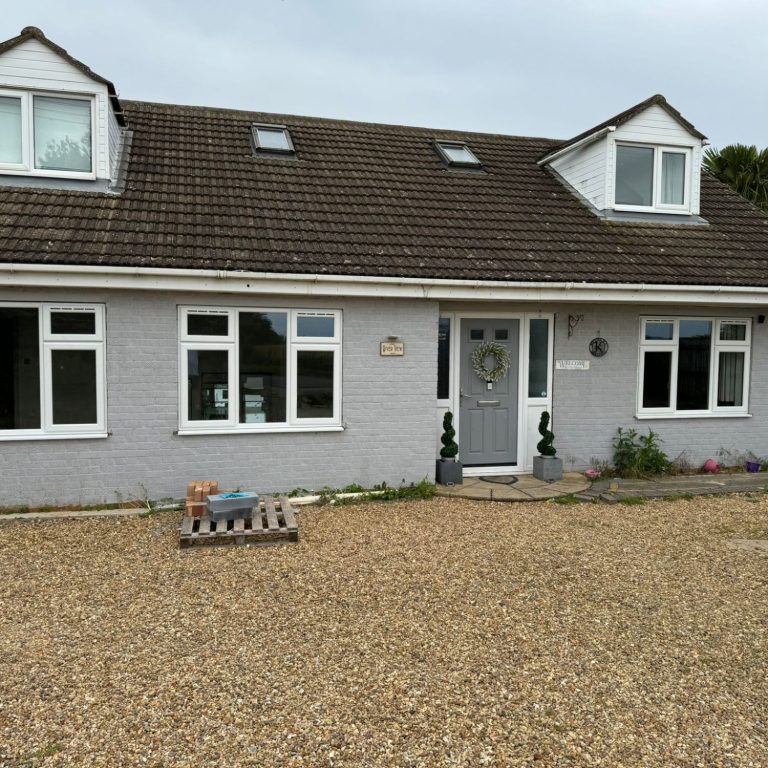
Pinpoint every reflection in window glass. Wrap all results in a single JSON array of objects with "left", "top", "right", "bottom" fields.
[
  {"left": 296, "top": 314, "right": 335, "bottom": 338},
  {"left": 296, "top": 350, "right": 334, "bottom": 419},
  {"left": 51, "top": 311, "right": 96, "bottom": 335},
  {"left": 239, "top": 312, "right": 287, "bottom": 423},
  {"left": 33, "top": 96, "right": 91, "bottom": 172},
  {"left": 718, "top": 352, "right": 745, "bottom": 407},
  {"left": 0, "top": 308, "right": 41, "bottom": 429},
  {"left": 187, "top": 313, "right": 228, "bottom": 337},
  {"left": 642, "top": 351, "right": 672, "bottom": 408},
  {"left": 645, "top": 321, "right": 674, "bottom": 341},
  {"left": 437, "top": 318, "right": 450, "bottom": 399},
  {"left": 616, "top": 145, "right": 654, "bottom": 206},
  {"left": 0, "top": 96, "right": 22, "bottom": 164},
  {"left": 528, "top": 319, "right": 549, "bottom": 398},
  {"left": 720, "top": 323, "right": 747, "bottom": 341},
  {"left": 51, "top": 349, "right": 97, "bottom": 424},
  {"left": 187, "top": 349, "right": 229, "bottom": 421},
  {"left": 677, "top": 320, "right": 711, "bottom": 410},
  {"left": 256, "top": 127, "right": 292, "bottom": 151}
]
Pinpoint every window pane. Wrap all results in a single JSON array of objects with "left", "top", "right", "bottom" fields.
[
  {"left": 494, "top": 328, "right": 509, "bottom": 341},
  {"left": 437, "top": 317, "right": 450, "bottom": 399},
  {"left": 0, "top": 96, "right": 22, "bottom": 164},
  {"left": 439, "top": 143, "right": 479, "bottom": 165},
  {"left": 187, "top": 313, "right": 228, "bottom": 337},
  {"left": 239, "top": 312, "right": 287, "bottom": 423},
  {"left": 33, "top": 96, "right": 91, "bottom": 172},
  {"left": 677, "top": 320, "right": 711, "bottom": 410},
  {"left": 296, "top": 314, "right": 335, "bottom": 338},
  {"left": 661, "top": 152, "right": 686, "bottom": 205},
  {"left": 645, "top": 321, "right": 673, "bottom": 341},
  {"left": 0, "top": 308, "right": 40, "bottom": 429},
  {"left": 256, "top": 128, "right": 291, "bottom": 151},
  {"left": 642, "top": 351, "right": 672, "bottom": 408},
  {"left": 187, "top": 350, "right": 229, "bottom": 421},
  {"left": 296, "top": 350, "right": 334, "bottom": 419},
  {"left": 51, "top": 311, "right": 96, "bottom": 335},
  {"left": 615, "top": 145, "right": 654, "bottom": 206},
  {"left": 528, "top": 319, "right": 549, "bottom": 398},
  {"left": 718, "top": 351, "right": 745, "bottom": 407},
  {"left": 51, "top": 349, "right": 97, "bottom": 424},
  {"left": 720, "top": 322, "right": 747, "bottom": 341},
  {"left": 469, "top": 328, "right": 484, "bottom": 341}
]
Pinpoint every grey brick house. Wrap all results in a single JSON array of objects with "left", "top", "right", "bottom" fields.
[{"left": 2, "top": 26, "right": 768, "bottom": 507}]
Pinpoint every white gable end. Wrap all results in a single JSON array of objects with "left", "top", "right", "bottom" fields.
[{"left": 549, "top": 135, "right": 608, "bottom": 211}]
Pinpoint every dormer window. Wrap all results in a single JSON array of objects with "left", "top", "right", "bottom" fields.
[
  {"left": 0, "top": 89, "right": 93, "bottom": 176},
  {"left": 251, "top": 124, "right": 295, "bottom": 154},
  {"left": 434, "top": 140, "right": 482, "bottom": 169},
  {"left": 614, "top": 143, "right": 690, "bottom": 212}
]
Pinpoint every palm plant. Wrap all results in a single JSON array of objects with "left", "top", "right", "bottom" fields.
[{"left": 704, "top": 144, "right": 768, "bottom": 212}]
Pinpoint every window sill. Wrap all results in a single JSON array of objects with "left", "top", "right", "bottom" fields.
[
  {"left": 176, "top": 425, "right": 345, "bottom": 436},
  {"left": 635, "top": 412, "right": 751, "bottom": 420},
  {"left": 0, "top": 432, "right": 109, "bottom": 442}
]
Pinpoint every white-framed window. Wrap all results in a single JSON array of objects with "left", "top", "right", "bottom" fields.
[
  {"left": 0, "top": 89, "right": 95, "bottom": 177},
  {"left": 614, "top": 143, "right": 692, "bottom": 213},
  {"left": 178, "top": 307, "right": 341, "bottom": 432},
  {"left": 250, "top": 123, "right": 295, "bottom": 154},
  {"left": 434, "top": 140, "right": 482, "bottom": 169},
  {"left": 0, "top": 303, "right": 106, "bottom": 439},
  {"left": 638, "top": 317, "right": 751, "bottom": 417}
]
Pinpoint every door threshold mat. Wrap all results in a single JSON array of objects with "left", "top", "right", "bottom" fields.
[{"left": 478, "top": 476, "right": 519, "bottom": 485}]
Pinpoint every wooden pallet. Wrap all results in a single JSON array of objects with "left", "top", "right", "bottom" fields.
[{"left": 179, "top": 495, "right": 299, "bottom": 549}]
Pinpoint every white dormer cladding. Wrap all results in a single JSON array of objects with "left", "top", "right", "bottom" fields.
[
  {"left": 0, "top": 36, "right": 121, "bottom": 181},
  {"left": 545, "top": 99, "right": 704, "bottom": 217}
]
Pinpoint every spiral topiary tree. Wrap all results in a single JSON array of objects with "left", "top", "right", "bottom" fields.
[
  {"left": 440, "top": 411, "right": 459, "bottom": 459},
  {"left": 536, "top": 411, "right": 557, "bottom": 457}
]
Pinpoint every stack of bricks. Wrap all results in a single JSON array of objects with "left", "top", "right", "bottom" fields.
[{"left": 185, "top": 480, "right": 219, "bottom": 517}]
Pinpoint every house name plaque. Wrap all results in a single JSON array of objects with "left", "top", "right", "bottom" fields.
[
  {"left": 555, "top": 359, "right": 590, "bottom": 370},
  {"left": 380, "top": 341, "right": 405, "bottom": 356}
]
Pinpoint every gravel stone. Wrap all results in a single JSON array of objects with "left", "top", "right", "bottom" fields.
[{"left": 1, "top": 496, "right": 767, "bottom": 767}]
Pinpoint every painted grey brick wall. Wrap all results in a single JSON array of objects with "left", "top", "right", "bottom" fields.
[
  {"left": 551, "top": 304, "right": 768, "bottom": 469},
  {"left": 0, "top": 288, "right": 439, "bottom": 507}
]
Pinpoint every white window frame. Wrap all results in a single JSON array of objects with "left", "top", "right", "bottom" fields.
[
  {"left": 0, "top": 302, "right": 107, "bottom": 440},
  {"left": 614, "top": 142, "right": 692, "bottom": 214},
  {"left": 178, "top": 306, "right": 342, "bottom": 434},
  {"left": 637, "top": 316, "right": 751, "bottom": 418},
  {"left": 0, "top": 88, "right": 97, "bottom": 179}
]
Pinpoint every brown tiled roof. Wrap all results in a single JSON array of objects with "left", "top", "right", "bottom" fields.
[
  {"left": 1, "top": 99, "right": 768, "bottom": 287},
  {"left": 0, "top": 27, "right": 125, "bottom": 126},
  {"left": 540, "top": 94, "right": 707, "bottom": 163}
]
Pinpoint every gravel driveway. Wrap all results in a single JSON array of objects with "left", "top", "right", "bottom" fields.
[{"left": 1, "top": 496, "right": 767, "bottom": 767}]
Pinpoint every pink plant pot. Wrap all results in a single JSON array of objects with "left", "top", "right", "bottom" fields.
[{"left": 703, "top": 459, "right": 720, "bottom": 474}]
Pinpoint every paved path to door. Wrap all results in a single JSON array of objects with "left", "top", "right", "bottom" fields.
[{"left": 436, "top": 472, "right": 588, "bottom": 502}]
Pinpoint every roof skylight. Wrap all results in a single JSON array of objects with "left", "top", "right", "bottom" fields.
[
  {"left": 251, "top": 124, "right": 295, "bottom": 154},
  {"left": 434, "top": 140, "right": 482, "bottom": 168}
]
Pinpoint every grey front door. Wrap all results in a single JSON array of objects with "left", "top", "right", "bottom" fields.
[{"left": 459, "top": 319, "right": 519, "bottom": 466}]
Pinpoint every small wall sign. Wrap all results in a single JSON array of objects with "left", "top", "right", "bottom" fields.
[
  {"left": 589, "top": 337, "right": 609, "bottom": 357},
  {"left": 380, "top": 341, "right": 404, "bottom": 356},
  {"left": 556, "top": 359, "right": 590, "bottom": 370}
]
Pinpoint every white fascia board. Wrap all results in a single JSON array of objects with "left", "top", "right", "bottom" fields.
[
  {"left": 537, "top": 126, "right": 616, "bottom": 166},
  {"left": 1, "top": 262, "right": 768, "bottom": 305}
]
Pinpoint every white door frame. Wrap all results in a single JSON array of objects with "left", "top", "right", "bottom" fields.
[{"left": 437, "top": 310, "right": 554, "bottom": 475}]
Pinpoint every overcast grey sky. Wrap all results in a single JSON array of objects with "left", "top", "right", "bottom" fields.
[{"left": 4, "top": 0, "right": 767, "bottom": 148}]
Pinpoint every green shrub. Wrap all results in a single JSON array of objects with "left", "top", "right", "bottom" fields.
[
  {"left": 440, "top": 412, "right": 459, "bottom": 459},
  {"left": 612, "top": 427, "right": 670, "bottom": 478},
  {"left": 537, "top": 411, "right": 557, "bottom": 457}
]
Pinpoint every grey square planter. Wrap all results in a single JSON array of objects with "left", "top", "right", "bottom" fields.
[
  {"left": 532, "top": 455, "right": 563, "bottom": 483},
  {"left": 436, "top": 458, "right": 463, "bottom": 486}
]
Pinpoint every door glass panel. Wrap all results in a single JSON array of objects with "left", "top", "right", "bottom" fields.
[
  {"left": 0, "top": 308, "right": 41, "bottom": 429},
  {"left": 51, "top": 311, "right": 96, "bottom": 335},
  {"left": 615, "top": 145, "right": 654, "bottom": 206},
  {"left": 642, "top": 351, "right": 672, "bottom": 408},
  {"left": 51, "top": 349, "right": 97, "bottom": 424},
  {"left": 33, "top": 96, "right": 92, "bottom": 172},
  {"left": 296, "top": 350, "right": 334, "bottom": 419},
  {"left": 187, "top": 350, "right": 229, "bottom": 421},
  {"left": 717, "top": 351, "right": 745, "bottom": 407},
  {"left": 0, "top": 96, "right": 22, "bottom": 164},
  {"left": 720, "top": 322, "right": 747, "bottom": 341},
  {"left": 239, "top": 312, "right": 287, "bottom": 423},
  {"left": 187, "top": 313, "right": 228, "bottom": 337},
  {"left": 677, "top": 320, "right": 711, "bottom": 410},
  {"left": 437, "top": 317, "right": 450, "bottom": 400},
  {"left": 469, "top": 328, "right": 484, "bottom": 341},
  {"left": 296, "top": 314, "right": 335, "bottom": 338},
  {"left": 494, "top": 328, "right": 509, "bottom": 341},
  {"left": 528, "top": 319, "right": 549, "bottom": 398},
  {"left": 645, "top": 321, "right": 673, "bottom": 341}
]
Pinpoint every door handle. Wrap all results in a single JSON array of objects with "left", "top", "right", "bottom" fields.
[{"left": 460, "top": 388, "right": 469, "bottom": 399}]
